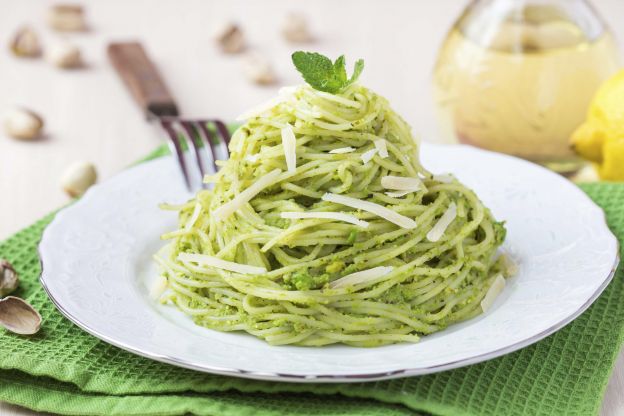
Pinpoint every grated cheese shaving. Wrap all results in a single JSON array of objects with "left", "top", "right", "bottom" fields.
[
  {"left": 281, "top": 211, "right": 369, "bottom": 228},
  {"left": 480, "top": 274, "right": 506, "bottom": 313},
  {"left": 213, "top": 169, "right": 282, "bottom": 220},
  {"left": 361, "top": 148, "right": 377, "bottom": 164},
  {"left": 381, "top": 175, "right": 423, "bottom": 191},
  {"left": 433, "top": 174, "right": 454, "bottom": 184},
  {"left": 501, "top": 253, "right": 519, "bottom": 277},
  {"left": 281, "top": 124, "right": 297, "bottom": 173},
  {"left": 426, "top": 202, "right": 457, "bottom": 242},
  {"left": 245, "top": 153, "right": 260, "bottom": 163},
  {"left": 178, "top": 252, "right": 267, "bottom": 275},
  {"left": 278, "top": 85, "right": 298, "bottom": 96},
  {"left": 330, "top": 266, "right": 394, "bottom": 289},
  {"left": 236, "top": 87, "right": 296, "bottom": 121},
  {"left": 329, "top": 147, "right": 356, "bottom": 154},
  {"left": 322, "top": 193, "right": 417, "bottom": 229},
  {"left": 374, "top": 139, "right": 389, "bottom": 158},
  {"left": 149, "top": 275, "right": 169, "bottom": 300},
  {"left": 236, "top": 97, "right": 283, "bottom": 121},
  {"left": 385, "top": 190, "right": 411, "bottom": 198}
]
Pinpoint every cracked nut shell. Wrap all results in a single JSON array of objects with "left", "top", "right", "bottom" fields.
[{"left": 0, "top": 260, "right": 19, "bottom": 298}]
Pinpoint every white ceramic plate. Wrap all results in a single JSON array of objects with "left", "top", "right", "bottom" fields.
[{"left": 39, "top": 144, "right": 619, "bottom": 383}]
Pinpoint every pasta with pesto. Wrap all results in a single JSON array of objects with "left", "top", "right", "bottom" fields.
[{"left": 154, "top": 53, "right": 510, "bottom": 347}]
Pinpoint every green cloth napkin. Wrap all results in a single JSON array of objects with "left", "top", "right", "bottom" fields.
[{"left": 0, "top": 146, "right": 623, "bottom": 416}]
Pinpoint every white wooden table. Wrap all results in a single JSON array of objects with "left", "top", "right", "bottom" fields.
[{"left": 0, "top": 0, "right": 622, "bottom": 414}]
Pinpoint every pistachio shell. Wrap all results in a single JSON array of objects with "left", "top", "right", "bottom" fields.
[
  {"left": 3, "top": 108, "right": 44, "bottom": 141},
  {"left": 213, "top": 22, "right": 245, "bottom": 54},
  {"left": 60, "top": 161, "right": 97, "bottom": 197},
  {"left": 0, "top": 259, "right": 19, "bottom": 297},
  {"left": 282, "top": 13, "right": 313, "bottom": 43},
  {"left": 243, "top": 53, "right": 276, "bottom": 85},
  {"left": 47, "top": 4, "right": 86, "bottom": 32},
  {"left": 0, "top": 296, "right": 41, "bottom": 335},
  {"left": 47, "top": 41, "right": 82, "bottom": 69},
  {"left": 9, "top": 26, "right": 41, "bottom": 57}
]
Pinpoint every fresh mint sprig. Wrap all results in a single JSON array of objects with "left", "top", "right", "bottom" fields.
[{"left": 291, "top": 51, "right": 364, "bottom": 94}]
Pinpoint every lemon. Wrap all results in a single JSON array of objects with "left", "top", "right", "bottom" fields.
[
  {"left": 570, "top": 123, "right": 605, "bottom": 163},
  {"left": 600, "top": 138, "right": 624, "bottom": 180},
  {"left": 571, "top": 69, "right": 624, "bottom": 180}
]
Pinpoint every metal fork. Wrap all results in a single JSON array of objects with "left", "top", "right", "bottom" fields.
[
  {"left": 108, "top": 42, "right": 230, "bottom": 190},
  {"left": 159, "top": 117, "right": 230, "bottom": 189}
]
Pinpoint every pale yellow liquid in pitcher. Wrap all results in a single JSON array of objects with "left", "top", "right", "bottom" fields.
[{"left": 433, "top": 11, "right": 619, "bottom": 170}]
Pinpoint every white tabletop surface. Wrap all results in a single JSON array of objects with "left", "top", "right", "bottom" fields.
[{"left": 0, "top": 0, "right": 622, "bottom": 415}]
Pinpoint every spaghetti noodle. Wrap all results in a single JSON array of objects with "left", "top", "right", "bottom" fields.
[{"left": 155, "top": 72, "right": 509, "bottom": 347}]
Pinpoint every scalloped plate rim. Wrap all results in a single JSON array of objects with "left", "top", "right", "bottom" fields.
[{"left": 38, "top": 143, "right": 620, "bottom": 383}]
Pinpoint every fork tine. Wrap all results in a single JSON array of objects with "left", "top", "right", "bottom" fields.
[
  {"left": 196, "top": 122, "right": 220, "bottom": 172},
  {"left": 192, "top": 121, "right": 217, "bottom": 178},
  {"left": 213, "top": 120, "right": 231, "bottom": 162},
  {"left": 160, "top": 118, "right": 229, "bottom": 190},
  {"left": 179, "top": 121, "right": 207, "bottom": 186},
  {"left": 213, "top": 120, "right": 231, "bottom": 147},
  {"left": 161, "top": 119, "right": 191, "bottom": 190}
]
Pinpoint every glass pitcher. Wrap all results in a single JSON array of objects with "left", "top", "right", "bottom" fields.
[{"left": 433, "top": 0, "right": 620, "bottom": 173}]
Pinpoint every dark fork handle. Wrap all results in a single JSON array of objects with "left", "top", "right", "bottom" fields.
[{"left": 108, "top": 42, "right": 179, "bottom": 119}]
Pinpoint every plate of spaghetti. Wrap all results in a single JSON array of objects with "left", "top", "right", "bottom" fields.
[{"left": 39, "top": 52, "right": 619, "bottom": 381}]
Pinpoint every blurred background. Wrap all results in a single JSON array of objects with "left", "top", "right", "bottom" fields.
[
  {"left": 1, "top": 0, "right": 623, "bottom": 239},
  {"left": 1, "top": 1, "right": 623, "bottom": 415}
]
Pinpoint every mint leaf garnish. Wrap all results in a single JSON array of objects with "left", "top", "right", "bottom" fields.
[
  {"left": 332, "top": 55, "right": 347, "bottom": 85},
  {"left": 291, "top": 51, "right": 364, "bottom": 94},
  {"left": 349, "top": 59, "right": 364, "bottom": 86}
]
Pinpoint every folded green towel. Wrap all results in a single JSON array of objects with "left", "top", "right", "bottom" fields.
[{"left": 0, "top": 146, "right": 622, "bottom": 416}]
